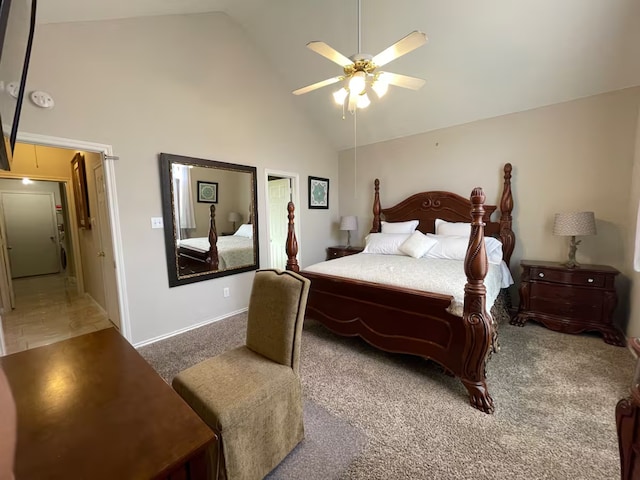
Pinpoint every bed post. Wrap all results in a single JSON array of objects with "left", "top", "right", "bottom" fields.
[
  {"left": 207, "top": 204, "right": 219, "bottom": 271},
  {"left": 370, "top": 179, "right": 381, "bottom": 233},
  {"left": 285, "top": 201, "right": 299, "bottom": 272},
  {"left": 499, "top": 163, "right": 515, "bottom": 268},
  {"left": 461, "top": 187, "right": 495, "bottom": 414}
]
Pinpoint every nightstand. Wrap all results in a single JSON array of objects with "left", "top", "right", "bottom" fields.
[
  {"left": 326, "top": 246, "right": 363, "bottom": 260},
  {"left": 511, "top": 260, "right": 624, "bottom": 346}
]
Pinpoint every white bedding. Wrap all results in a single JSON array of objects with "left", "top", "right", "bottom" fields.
[
  {"left": 304, "top": 253, "right": 514, "bottom": 317},
  {"left": 178, "top": 236, "right": 254, "bottom": 270}
]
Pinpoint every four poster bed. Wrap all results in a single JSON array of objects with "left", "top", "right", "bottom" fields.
[
  {"left": 177, "top": 204, "right": 254, "bottom": 272},
  {"left": 285, "top": 164, "right": 515, "bottom": 413}
]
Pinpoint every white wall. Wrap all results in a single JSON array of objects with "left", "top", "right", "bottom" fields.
[
  {"left": 20, "top": 13, "right": 339, "bottom": 344},
  {"left": 339, "top": 87, "right": 640, "bottom": 329},
  {"left": 628, "top": 105, "right": 640, "bottom": 337}
]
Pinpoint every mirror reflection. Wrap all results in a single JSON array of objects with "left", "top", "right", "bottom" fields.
[{"left": 160, "top": 153, "right": 259, "bottom": 287}]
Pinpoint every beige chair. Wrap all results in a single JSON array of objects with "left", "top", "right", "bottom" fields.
[{"left": 172, "top": 269, "right": 311, "bottom": 480}]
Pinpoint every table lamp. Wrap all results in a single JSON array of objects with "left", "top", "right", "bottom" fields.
[
  {"left": 553, "top": 211, "right": 596, "bottom": 268},
  {"left": 228, "top": 212, "right": 241, "bottom": 231},
  {"left": 340, "top": 215, "right": 358, "bottom": 247}
]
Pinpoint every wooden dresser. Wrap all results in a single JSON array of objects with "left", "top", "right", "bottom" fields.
[
  {"left": 326, "top": 245, "right": 364, "bottom": 260},
  {"left": 512, "top": 260, "right": 624, "bottom": 346}
]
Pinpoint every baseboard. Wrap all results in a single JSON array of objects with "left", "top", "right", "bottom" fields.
[{"left": 133, "top": 307, "right": 248, "bottom": 348}]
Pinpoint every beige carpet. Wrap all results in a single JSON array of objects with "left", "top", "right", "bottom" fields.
[{"left": 139, "top": 313, "right": 634, "bottom": 479}]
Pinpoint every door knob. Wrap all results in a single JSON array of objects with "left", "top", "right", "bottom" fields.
[{"left": 97, "top": 251, "right": 106, "bottom": 257}]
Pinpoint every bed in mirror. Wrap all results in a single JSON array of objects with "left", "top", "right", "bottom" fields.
[{"left": 159, "top": 153, "right": 259, "bottom": 287}]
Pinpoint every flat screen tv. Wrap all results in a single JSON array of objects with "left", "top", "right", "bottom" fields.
[{"left": 0, "top": 0, "right": 36, "bottom": 171}]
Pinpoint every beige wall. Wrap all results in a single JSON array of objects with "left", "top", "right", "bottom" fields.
[
  {"left": 19, "top": 13, "right": 339, "bottom": 344},
  {"left": 628, "top": 105, "right": 640, "bottom": 337},
  {"left": 339, "top": 87, "right": 640, "bottom": 328}
]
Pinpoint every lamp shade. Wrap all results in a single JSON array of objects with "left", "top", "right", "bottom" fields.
[
  {"left": 553, "top": 212, "right": 597, "bottom": 236},
  {"left": 340, "top": 215, "right": 358, "bottom": 232},
  {"left": 228, "top": 212, "right": 241, "bottom": 223}
]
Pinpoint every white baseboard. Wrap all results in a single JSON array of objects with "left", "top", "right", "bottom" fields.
[{"left": 133, "top": 307, "right": 248, "bottom": 348}]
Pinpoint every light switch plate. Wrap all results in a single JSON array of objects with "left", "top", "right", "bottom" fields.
[{"left": 151, "top": 217, "right": 163, "bottom": 229}]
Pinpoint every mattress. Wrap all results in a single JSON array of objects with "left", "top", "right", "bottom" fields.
[
  {"left": 304, "top": 253, "right": 514, "bottom": 317},
  {"left": 178, "top": 235, "right": 254, "bottom": 270}
]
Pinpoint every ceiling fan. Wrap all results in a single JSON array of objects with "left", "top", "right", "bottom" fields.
[{"left": 292, "top": 0, "right": 427, "bottom": 114}]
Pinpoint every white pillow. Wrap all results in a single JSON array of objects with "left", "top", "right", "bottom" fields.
[
  {"left": 362, "top": 233, "right": 410, "bottom": 255},
  {"left": 426, "top": 234, "right": 503, "bottom": 264},
  {"left": 435, "top": 219, "right": 472, "bottom": 237},
  {"left": 399, "top": 231, "right": 438, "bottom": 259},
  {"left": 234, "top": 224, "right": 253, "bottom": 238},
  {"left": 381, "top": 220, "right": 419, "bottom": 234}
]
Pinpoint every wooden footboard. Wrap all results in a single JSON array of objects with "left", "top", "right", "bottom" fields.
[{"left": 285, "top": 186, "right": 499, "bottom": 414}]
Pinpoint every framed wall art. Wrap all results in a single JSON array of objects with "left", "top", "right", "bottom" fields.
[
  {"left": 197, "top": 181, "right": 218, "bottom": 203},
  {"left": 308, "top": 176, "right": 329, "bottom": 209}
]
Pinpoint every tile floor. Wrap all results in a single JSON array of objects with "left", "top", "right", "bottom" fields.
[{"left": 1, "top": 273, "right": 113, "bottom": 355}]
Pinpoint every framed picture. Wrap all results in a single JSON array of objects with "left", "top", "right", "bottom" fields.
[
  {"left": 197, "top": 181, "right": 218, "bottom": 203},
  {"left": 70, "top": 153, "right": 91, "bottom": 229},
  {"left": 308, "top": 176, "right": 329, "bottom": 209}
]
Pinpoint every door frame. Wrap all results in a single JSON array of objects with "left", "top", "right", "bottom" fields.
[
  {"left": 263, "top": 169, "right": 300, "bottom": 269},
  {"left": 13, "top": 132, "right": 131, "bottom": 341}
]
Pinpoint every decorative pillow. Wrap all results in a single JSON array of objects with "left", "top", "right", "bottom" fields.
[
  {"left": 399, "top": 231, "right": 438, "bottom": 259},
  {"left": 435, "top": 218, "right": 472, "bottom": 237},
  {"left": 381, "top": 220, "right": 419, "bottom": 234},
  {"left": 362, "top": 233, "right": 410, "bottom": 255},
  {"left": 426, "top": 234, "right": 503, "bottom": 264},
  {"left": 234, "top": 224, "right": 253, "bottom": 238}
]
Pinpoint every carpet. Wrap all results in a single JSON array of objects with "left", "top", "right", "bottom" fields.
[{"left": 139, "top": 314, "right": 634, "bottom": 479}]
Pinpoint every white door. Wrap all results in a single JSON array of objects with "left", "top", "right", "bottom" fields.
[
  {"left": 0, "top": 200, "right": 14, "bottom": 310},
  {"left": 2, "top": 192, "right": 59, "bottom": 278},
  {"left": 94, "top": 163, "right": 121, "bottom": 330},
  {"left": 268, "top": 178, "right": 291, "bottom": 270}
]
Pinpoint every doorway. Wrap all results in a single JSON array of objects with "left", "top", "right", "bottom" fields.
[
  {"left": 264, "top": 170, "right": 300, "bottom": 270},
  {"left": 0, "top": 136, "right": 128, "bottom": 354}
]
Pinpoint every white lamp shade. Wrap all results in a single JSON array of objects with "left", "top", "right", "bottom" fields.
[
  {"left": 340, "top": 215, "right": 358, "bottom": 231},
  {"left": 228, "top": 212, "right": 241, "bottom": 222},
  {"left": 553, "top": 211, "right": 596, "bottom": 236}
]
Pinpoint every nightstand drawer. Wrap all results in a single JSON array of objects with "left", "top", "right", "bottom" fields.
[
  {"left": 529, "top": 297, "right": 601, "bottom": 321},
  {"left": 326, "top": 246, "right": 363, "bottom": 260},
  {"left": 530, "top": 283, "right": 604, "bottom": 307},
  {"left": 530, "top": 267, "right": 604, "bottom": 288}
]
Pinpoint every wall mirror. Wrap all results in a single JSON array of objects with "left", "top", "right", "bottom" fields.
[{"left": 159, "top": 153, "right": 259, "bottom": 287}]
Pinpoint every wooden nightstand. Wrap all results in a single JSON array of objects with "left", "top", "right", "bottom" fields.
[
  {"left": 326, "top": 246, "right": 363, "bottom": 260},
  {"left": 511, "top": 260, "right": 624, "bottom": 346}
]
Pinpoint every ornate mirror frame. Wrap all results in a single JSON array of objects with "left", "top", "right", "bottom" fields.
[{"left": 159, "top": 153, "right": 259, "bottom": 287}]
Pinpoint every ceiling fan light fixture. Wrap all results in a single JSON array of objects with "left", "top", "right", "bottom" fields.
[
  {"left": 333, "top": 87, "right": 349, "bottom": 105},
  {"left": 372, "top": 79, "right": 389, "bottom": 98},
  {"left": 356, "top": 92, "right": 370, "bottom": 109},
  {"left": 348, "top": 71, "right": 366, "bottom": 95}
]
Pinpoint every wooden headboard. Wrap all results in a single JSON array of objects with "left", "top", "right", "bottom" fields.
[{"left": 370, "top": 163, "right": 515, "bottom": 267}]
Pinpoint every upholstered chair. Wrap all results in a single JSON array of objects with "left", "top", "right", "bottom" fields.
[{"left": 172, "top": 269, "right": 311, "bottom": 480}]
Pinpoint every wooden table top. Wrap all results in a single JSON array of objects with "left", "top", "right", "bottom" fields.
[{"left": 0, "top": 328, "right": 215, "bottom": 480}]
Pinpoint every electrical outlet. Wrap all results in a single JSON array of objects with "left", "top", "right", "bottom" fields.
[
  {"left": 223, "top": 287, "right": 230, "bottom": 298},
  {"left": 151, "top": 217, "right": 163, "bottom": 229}
]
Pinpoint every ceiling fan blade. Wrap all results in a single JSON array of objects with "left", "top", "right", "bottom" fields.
[
  {"left": 378, "top": 72, "right": 426, "bottom": 90},
  {"left": 372, "top": 31, "right": 427, "bottom": 68},
  {"left": 307, "top": 41, "right": 353, "bottom": 68},
  {"left": 292, "top": 76, "right": 343, "bottom": 96}
]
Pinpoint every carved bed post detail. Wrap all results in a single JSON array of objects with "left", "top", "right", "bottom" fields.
[
  {"left": 207, "top": 204, "right": 219, "bottom": 271},
  {"left": 617, "top": 337, "right": 640, "bottom": 480},
  {"left": 499, "top": 163, "right": 515, "bottom": 268},
  {"left": 285, "top": 201, "right": 299, "bottom": 272},
  {"left": 461, "top": 187, "right": 495, "bottom": 414},
  {"left": 370, "top": 179, "right": 381, "bottom": 233}
]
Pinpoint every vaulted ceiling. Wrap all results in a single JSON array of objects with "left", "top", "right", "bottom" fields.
[{"left": 38, "top": 0, "right": 640, "bottom": 150}]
